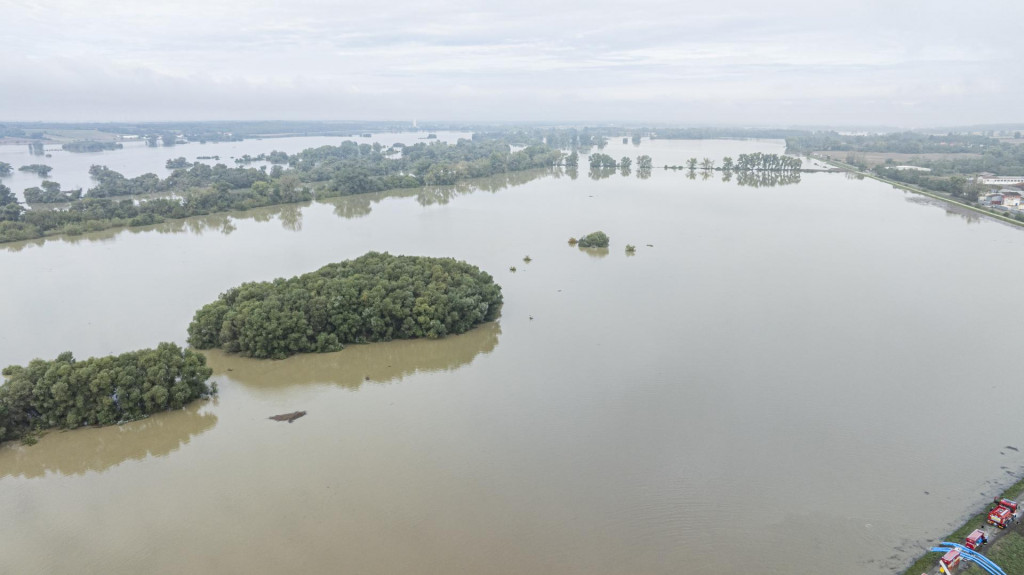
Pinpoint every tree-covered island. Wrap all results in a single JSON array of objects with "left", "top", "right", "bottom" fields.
[
  {"left": 0, "top": 343, "right": 215, "bottom": 444},
  {"left": 188, "top": 252, "right": 503, "bottom": 359},
  {"left": 18, "top": 164, "right": 53, "bottom": 177}
]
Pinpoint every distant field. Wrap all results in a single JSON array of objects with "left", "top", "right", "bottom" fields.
[
  {"left": 814, "top": 151, "right": 983, "bottom": 168},
  {"left": 38, "top": 129, "right": 121, "bottom": 142},
  {"left": 0, "top": 129, "right": 124, "bottom": 146}
]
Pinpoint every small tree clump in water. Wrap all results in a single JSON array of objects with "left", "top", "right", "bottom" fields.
[
  {"left": 567, "top": 237, "right": 578, "bottom": 246},
  {"left": 577, "top": 231, "right": 609, "bottom": 248}
]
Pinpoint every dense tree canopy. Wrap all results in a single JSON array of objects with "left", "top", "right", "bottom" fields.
[
  {"left": 0, "top": 343, "right": 215, "bottom": 443},
  {"left": 577, "top": 231, "right": 610, "bottom": 248},
  {"left": 0, "top": 162, "right": 11, "bottom": 176},
  {"left": 23, "top": 181, "right": 82, "bottom": 203},
  {"left": 188, "top": 252, "right": 503, "bottom": 359}
]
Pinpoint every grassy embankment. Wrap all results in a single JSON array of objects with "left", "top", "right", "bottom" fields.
[
  {"left": 901, "top": 476, "right": 1024, "bottom": 575},
  {"left": 813, "top": 155, "right": 1024, "bottom": 229}
]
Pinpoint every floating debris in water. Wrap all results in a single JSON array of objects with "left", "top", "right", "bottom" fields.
[{"left": 269, "top": 411, "right": 306, "bottom": 423}]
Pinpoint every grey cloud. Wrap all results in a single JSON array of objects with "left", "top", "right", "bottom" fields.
[{"left": 3, "top": 0, "right": 1023, "bottom": 126}]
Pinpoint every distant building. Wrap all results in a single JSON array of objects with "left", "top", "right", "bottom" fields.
[
  {"left": 1000, "top": 191, "right": 1022, "bottom": 207},
  {"left": 982, "top": 193, "right": 1004, "bottom": 206},
  {"left": 979, "top": 176, "right": 1024, "bottom": 185},
  {"left": 895, "top": 165, "right": 931, "bottom": 171}
]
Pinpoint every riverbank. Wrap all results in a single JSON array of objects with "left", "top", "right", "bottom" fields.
[
  {"left": 901, "top": 476, "right": 1024, "bottom": 575},
  {"left": 811, "top": 155, "right": 1024, "bottom": 230}
]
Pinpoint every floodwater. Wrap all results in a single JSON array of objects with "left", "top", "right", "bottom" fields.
[
  {"left": 0, "top": 130, "right": 471, "bottom": 200},
  {"left": 2, "top": 137, "right": 1024, "bottom": 575}
]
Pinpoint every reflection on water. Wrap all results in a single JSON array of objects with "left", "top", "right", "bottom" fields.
[
  {"left": 905, "top": 195, "right": 985, "bottom": 225},
  {"left": 204, "top": 320, "right": 501, "bottom": 392},
  {"left": 734, "top": 170, "right": 801, "bottom": 187},
  {"left": 578, "top": 246, "right": 610, "bottom": 259},
  {"left": 0, "top": 401, "right": 217, "bottom": 478}
]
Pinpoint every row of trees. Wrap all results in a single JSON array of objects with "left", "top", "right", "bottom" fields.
[
  {"left": 586, "top": 154, "right": 653, "bottom": 170},
  {"left": 188, "top": 252, "right": 503, "bottom": 359},
  {"left": 873, "top": 166, "right": 981, "bottom": 200},
  {"left": 734, "top": 153, "right": 803, "bottom": 172},
  {"left": 61, "top": 141, "right": 122, "bottom": 153},
  {"left": 785, "top": 131, "right": 995, "bottom": 155},
  {"left": 234, "top": 151, "right": 290, "bottom": 165},
  {"left": 0, "top": 136, "right": 564, "bottom": 244},
  {"left": 666, "top": 154, "right": 802, "bottom": 172},
  {"left": 0, "top": 343, "right": 215, "bottom": 443},
  {"left": 787, "top": 131, "right": 1024, "bottom": 177}
]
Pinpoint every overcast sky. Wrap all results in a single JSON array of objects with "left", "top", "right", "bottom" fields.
[{"left": 3, "top": 0, "right": 1021, "bottom": 127}]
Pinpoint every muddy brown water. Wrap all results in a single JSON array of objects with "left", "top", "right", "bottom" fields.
[{"left": 2, "top": 137, "right": 1024, "bottom": 574}]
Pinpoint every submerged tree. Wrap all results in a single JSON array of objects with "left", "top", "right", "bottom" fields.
[
  {"left": 735, "top": 153, "right": 802, "bottom": 172},
  {"left": 588, "top": 153, "right": 617, "bottom": 169},
  {"left": 577, "top": 230, "right": 610, "bottom": 248}
]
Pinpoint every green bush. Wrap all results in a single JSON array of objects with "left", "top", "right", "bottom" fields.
[{"left": 577, "top": 230, "right": 610, "bottom": 248}]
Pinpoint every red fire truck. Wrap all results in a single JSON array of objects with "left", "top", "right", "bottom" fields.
[
  {"left": 965, "top": 529, "right": 988, "bottom": 550},
  {"left": 939, "top": 548, "right": 961, "bottom": 572},
  {"left": 988, "top": 498, "right": 1019, "bottom": 529}
]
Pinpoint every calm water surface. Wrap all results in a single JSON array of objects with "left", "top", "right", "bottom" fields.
[{"left": 1, "top": 137, "right": 1023, "bottom": 575}]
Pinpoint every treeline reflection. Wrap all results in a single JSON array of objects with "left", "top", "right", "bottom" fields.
[
  {"left": 0, "top": 169, "right": 554, "bottom": 251},
  {"left": 0, "top": 401, "right": 217, "bottom": 478},
  {"left": 204, "top": 321, "right": 501, "bottom": 394},
  {"left": 1, "top": 165, "right": 807, "bottom": 252}
]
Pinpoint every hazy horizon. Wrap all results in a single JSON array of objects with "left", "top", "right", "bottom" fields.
[{"left": 4, "top": 0, "right": 1022, "bottom": 128}]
